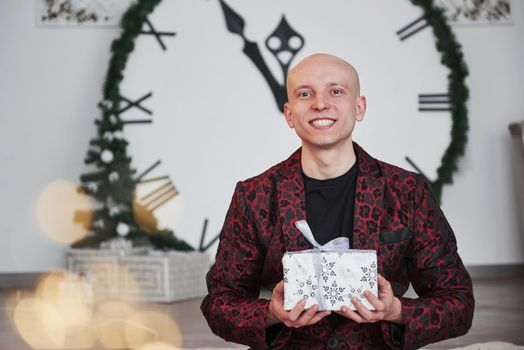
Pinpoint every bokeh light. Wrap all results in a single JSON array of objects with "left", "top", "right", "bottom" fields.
[
  {"left": 136, "top": 341, "right": 181, "bottom": 350},
  {"left": 13, "top": 297, "right": 66, "bottom": 349},
  {"left": 36, "top": 180, "right": 93, "bottom": 244},
  {"left": 94, "top": 300, "right": 137, "bottom": 349},
  {"left": 12, "top": 271, "right": 97, "bottom": 349},
  {"left": 125, "top": 310, "right": 182, "bottom": 349}
]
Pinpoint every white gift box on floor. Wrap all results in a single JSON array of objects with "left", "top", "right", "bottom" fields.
[{"left": 283, "top": 221, "right": 378, "bottom": 311}]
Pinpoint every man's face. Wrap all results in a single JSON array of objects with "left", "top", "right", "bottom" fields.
[{"left": 284, "top": 55, "right": 366, "bottom": 151}]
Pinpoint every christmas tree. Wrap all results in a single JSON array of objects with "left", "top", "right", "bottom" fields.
[{"left": 73, "top": 0, "right": 193, "bottom": 251}]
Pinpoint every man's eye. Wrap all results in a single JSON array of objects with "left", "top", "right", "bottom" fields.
[
  {"left": 298, "top": 91, "right": 311, "bottom": 97},
  {"left": 332, "top": 89, "right": 342, "bottom": 95}
]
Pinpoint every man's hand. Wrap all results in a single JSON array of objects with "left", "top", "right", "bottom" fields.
[
  {"left": 336, "top": 274, "right": 403, "bottom": 325},
  {"left": 266, "top": 281, "right": 331, "bottom": 328}
]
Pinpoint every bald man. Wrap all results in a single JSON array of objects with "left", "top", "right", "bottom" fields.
[{"left": 201, "top": 54, "right": 474, "bottom": 349}]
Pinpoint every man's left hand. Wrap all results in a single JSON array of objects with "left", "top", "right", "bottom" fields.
[{"left": 336, "top": 274, "right": 403, "bottom": 325}]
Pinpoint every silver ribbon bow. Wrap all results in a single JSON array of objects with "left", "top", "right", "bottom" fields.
[{"left": 294, "top": 220, "right": 350, "bottom": 252}]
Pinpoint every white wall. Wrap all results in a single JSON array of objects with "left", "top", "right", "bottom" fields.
[{"left": 1, "top": 0, "right": 523, "bottom": 272}]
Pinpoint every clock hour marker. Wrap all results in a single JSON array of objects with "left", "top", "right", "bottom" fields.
[
  {"left": 198, "top": 218, "right": 220, "bottom": 252},
  {"left": 135, "top": 160, "right": 178, "bottom": 211},
  {"left": 140, "top": 17, "right": 176, "bottom": 51},
  {"left": 135, "top": 160, "right": 161, "bottom": 182},
  {"left": 117, "top": 92, "right": 153, "bottom": 124},
  {"left": 405, "top": 156, "right": 432, "bottom": 184},
  {"left": 418, "top": 93, "right": 452, "bottom": 112},
  {"left": 117, "top": 92, "right": 153, "bottom": 115},
  {"left": 397, "top": 15, "right": 429, "bottom": 41},
  {"left": 139, "top": 179, "right": 178, "bottom": 212}
]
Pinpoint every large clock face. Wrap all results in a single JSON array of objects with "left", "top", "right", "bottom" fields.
[{"left": 120, "top": 0, "right": 457, "bottom": 249}]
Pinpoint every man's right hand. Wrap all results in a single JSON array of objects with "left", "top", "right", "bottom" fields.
[{"left": 266, "top": 281, "right": 331, "bottom": 328}]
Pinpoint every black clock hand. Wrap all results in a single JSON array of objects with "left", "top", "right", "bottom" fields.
[
  {"left": 265, "top": 16, "right": 304, "bottom": 84},
  {"left": 219, "top": 0, "right": 299, "bottom": 113}
]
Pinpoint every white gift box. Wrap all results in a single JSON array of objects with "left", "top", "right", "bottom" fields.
[
  {"left": 67, "top": 240, "right": 209, "bottom": 302},
  {"left": 283, "top": 221, "right": 378, "bottom": 311}
]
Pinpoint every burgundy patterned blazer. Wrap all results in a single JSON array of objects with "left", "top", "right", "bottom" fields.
[{"left": 201, "top": 143, "right": 474, "bottom": 349}]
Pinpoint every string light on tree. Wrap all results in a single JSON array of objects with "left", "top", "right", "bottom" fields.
[
  {"left": 108, "top": 172, "right": 119, "bottom": 183},
  {"left": 103, "top": 132, "right": 114, "bottom": 142},
  {"left": 86, "top": 182, "right": 98, "bottom": 193},
  {"left": 113, "top": 131, "right": 124, "bottom": 139},
  {"left": 109, "top": 207, "right": 120, "bottom": 217},
  {"left": 93, "top": 219, "right": 105, "bottom": 228},
  {"left": 100, "top": 99, "right": 113, "bottom": 110}
]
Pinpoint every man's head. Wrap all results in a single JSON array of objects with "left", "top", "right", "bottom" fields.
[{"left": 284, "top": 53, "right": 366, "bottom": 151}]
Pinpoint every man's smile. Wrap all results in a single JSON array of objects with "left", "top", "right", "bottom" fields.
[{"left": 310, "top": 118, "right": 335, "bottom": 128}]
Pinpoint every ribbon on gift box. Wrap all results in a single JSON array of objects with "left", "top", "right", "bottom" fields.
[
  {"left": 291, "top": 220, "right": 351, "bottom": 310},
  {"left": 294, "top": 220, "right": 350, "bottom": 253}
]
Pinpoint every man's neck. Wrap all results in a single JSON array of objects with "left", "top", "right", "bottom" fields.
[{"left": 301, "top": 142, "right": 356, "bottom": 180}]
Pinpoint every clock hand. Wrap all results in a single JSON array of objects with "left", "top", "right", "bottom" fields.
[
  {"left": 219, "top": 0, "right": 299, "bottom": 113},
  {"left": 265, "top": 16, "right": 304, "bottom": 84}
]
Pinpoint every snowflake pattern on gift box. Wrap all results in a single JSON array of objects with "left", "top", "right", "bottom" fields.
[
  {"left": 348, "top": 285, "right": 365, "bottom": 300},
  {"left": 293, "top": 276, "right": 318, "bottom": 299},
  {"left": 323, "top": 281, "right": 346, "bottom": 306},
  {"left": 283, "top": 267, "right": 289, "bottom": 283},
  {"left": 361, "top": 261, "right": 377, "bottom": 288},
  {"left": 320, "top": 256, "right": 336, "bottom": 282},
  {"left": 346, "top": 285, "right": 366, "bottom": 308}
]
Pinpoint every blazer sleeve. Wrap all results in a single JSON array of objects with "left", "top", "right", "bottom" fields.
[
  {"left": 382, "top": 175, "right": 475, "bottom": 349},
  {"left": 200, "top": 181, "right": 270, "bottom": 349}
]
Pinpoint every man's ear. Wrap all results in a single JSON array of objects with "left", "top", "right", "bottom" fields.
[
  {"left": 355, "top": 96, "right": 366, "bottom": 122},
  {"left": 284, "top": 102, "right": 294, "bottom": 128}
]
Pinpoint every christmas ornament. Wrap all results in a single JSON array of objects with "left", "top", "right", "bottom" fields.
[
  {"left": 116, "top": 222, "right": 130, "bottom": 236},
  {"left": 100, "top": 150, "right": 114, "bottom": 163}
]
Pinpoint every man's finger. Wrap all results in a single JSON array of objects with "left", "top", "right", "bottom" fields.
[
  {"left": 352, "top": 297, "right": 375, "bottom": 321},
  {"left": 293, "top": 304, "right": 319, "bottom": 327},
  {"left": 377, "top": 274, "right": 391, "bottom": 291},
  {"left": 364, "top": 290, "right": 386, "bottom": 312},
  {"left": 273, "top": 281, "right": 284, "bottom": 296},
  {"left": 306, "top": 310, "right": 332, "bottom": 325},
  {"left": 336, "top": 306, "right": 365, "bottom": 323},
  {"left": 287, "top": 299, "right": 306, "bottom": 321}
]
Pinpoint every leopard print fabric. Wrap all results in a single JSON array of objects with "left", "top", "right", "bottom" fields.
[{"left": 201, "top": 143, "right": 474, "bottom": 349}]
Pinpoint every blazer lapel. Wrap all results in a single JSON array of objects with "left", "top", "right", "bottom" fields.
[
  {"left": 276, "top": 149, "right": 311, "bottom": 252},
  {"left": 352, "top": 143, "right": 384, "bottom": 252}
]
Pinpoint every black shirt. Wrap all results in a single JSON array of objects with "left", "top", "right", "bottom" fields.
[
  {"left": 302, "top": 161, "right": 357, "bottom": 247},
  {"left": 302, "top": 160, "right": 358, "bottom": 328}
]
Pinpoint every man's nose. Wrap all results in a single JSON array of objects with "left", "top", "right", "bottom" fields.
[{"left": 312, "top": 95, "right": 330, "bottom": 111}]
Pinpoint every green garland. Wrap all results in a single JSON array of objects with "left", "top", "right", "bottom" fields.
[
  {"left": 411, "top": 0, "right": 469, "bottom": 202},
  {"left": 76, "top": 0, "right": 193, "bottom": 250},
  {"left": 80, "top": 0, "right": 468, "bottom": 245}
]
